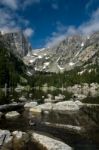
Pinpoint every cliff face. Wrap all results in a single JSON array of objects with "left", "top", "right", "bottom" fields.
[
  {"left": 2, "top": 31, "right": 31, "bottom": 57},
  {"left": 24, "top": 32, "right": 99, "bottom": 73},
  {"left": 0, "top": 33, "right": 26, "bottom": 87}
]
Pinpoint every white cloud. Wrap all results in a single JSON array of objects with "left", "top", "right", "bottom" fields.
[
  {"left": 0, "top": 8, "right": 19, "bottom": 33},
  {"left": 24, "top": 28, "right": 34, "bottom": 37},
  {"left": 0, "top": 0, "right": 40, "bottom": 10},
  {"left": 45, "top": 34, "right": 66, "bottom": 48},
  {"left": 45, "top": 8, "right": 99, "bottom": 48},
  {"left": 0, "top": 26, "right": 20, "bottom": 34},
  {"left": 79, "top": 8, "right": 99, "bottom": 35},
  {"left": 66, "top": 26, "right": 78, "bottom": 35},
  {"left": 0, "top": 0, "right": 18, "bottom": 10},
  {"left": 0, "top": 9, "right": 12, "bottom": 26},
  {"left": 0, "top": 8, "right": 33, "bottom": 35},
  {"left": 45, "top": 22, "right": 67, "bottom": 48}
]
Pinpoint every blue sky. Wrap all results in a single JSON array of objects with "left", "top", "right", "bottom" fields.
[{"left": 0, "top": 0, "right": 99, "bottom": 49}]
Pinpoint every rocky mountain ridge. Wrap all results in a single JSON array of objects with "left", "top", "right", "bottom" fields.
[
  {"left": 0, "top": 31, "right": 31, "bottom": 57},
  {"left": 24, "top": 32, "right": 99, "bottom": 73},
  {"left": 0, "top": 33, "right": 26, "bottom": 87}
]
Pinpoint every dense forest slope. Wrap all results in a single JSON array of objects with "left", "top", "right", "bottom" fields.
[{"left": 0, "top": 34, "right": 26, "bottom": 88}]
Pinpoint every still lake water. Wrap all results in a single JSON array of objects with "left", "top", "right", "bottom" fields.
[{"left": 0, "top": 89, "right": 99, "bottom": 150}]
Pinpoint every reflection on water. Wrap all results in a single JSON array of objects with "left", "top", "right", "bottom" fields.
[
  {"left": 0, "top": 88, "right": 73, "bottom": 105},
  {"left": 0, "top": 89, "right": 99, "bottom": 149},
  {"left": 0, "top": 109, "right": 99, "bottom": 150}
]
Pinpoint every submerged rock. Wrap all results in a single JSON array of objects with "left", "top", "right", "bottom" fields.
[
  {"left": 44, "top": 122, "right": 83, "bottom": 133},
  {"left": 5, "top": 111, "right": 20, "bottom": 119},
  {"left": 32, "top": 132, "right": 72, "bottom": 150},
  {"left": 29, "top": 108, "right": 42, "bottom": 115},
  {"left": 0, "top": 112, "right": 3, "bottom": 119}
]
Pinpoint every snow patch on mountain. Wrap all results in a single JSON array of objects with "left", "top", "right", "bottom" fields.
[
  {"left": 81, "top": 42, "right": 84, "bottom": 47},
  {"left": 69, "top": 62, "right": 75, "bottom": 66},
  {"left": 38, "top": 55, "right": 43, "bottom": 59},
  {"left": 57, "top": 64, "right": 64, "bottom": 70}
]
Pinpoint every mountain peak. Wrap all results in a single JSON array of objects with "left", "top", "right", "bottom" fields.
[
  {"left": 23, "top": 32, "right": 99, "bottom": 73},
  {"left": 0, "top": 31, "right": 31, "bottom": 57}
]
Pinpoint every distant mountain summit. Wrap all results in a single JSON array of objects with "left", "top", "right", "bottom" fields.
[
  {"left": 24, "top": 32, "right": 99, "bottom": 73},
  {"left": 0, "top": 31, "right": 32, "bottom": 57}
]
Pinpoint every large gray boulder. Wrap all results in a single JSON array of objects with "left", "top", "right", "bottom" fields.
[
  {"left": 29, "top": 103, "right": 52, "bottom": 117},
  {"left": 32, "top": 132, "right": 73, "bottom": 150},
  {"left": 36, "top": 103, "right": 53, "bottom": 111},
  {"left": 53, "top": 100, "right": 82, "bottom": 112},
  {"left": 5, "top": 111, "right": 20, "bottom": 119},
  {"left": 24, "top": 101, "right": 38, "bottom": 109},
  {"left": 0, "top": 130, "right": 13, "bottom": 149},
  {"left": 31, "top": 101, "right": 83, "bottom": 114}
]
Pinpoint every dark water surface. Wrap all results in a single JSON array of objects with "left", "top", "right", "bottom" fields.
[
  {"left": 0, "top": 89, "right": 99, "bottom": 149},
  {"left": 0, "top": 110, "right": 99, "bottom": 150}
]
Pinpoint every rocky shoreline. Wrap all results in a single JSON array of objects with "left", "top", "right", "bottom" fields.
[
  {"left": 0, "top": 90, "right": 99, "bottom": 149},
  {"left": 0, "top": 129, "right": 73, "bottom": 150}
]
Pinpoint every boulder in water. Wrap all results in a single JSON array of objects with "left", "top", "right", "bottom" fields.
[
  {"left": 5, "top": 111, "right": 20, "bottom": 119},
  {"left": 0, "top": 129, "right": 13, "bottom": 149},
  {"left": 53, "top": 100, "right": 81, "bottom": 112},
  {"left": 24, "top": 101, "right": 37, "bottom": 109},
  {"left": 32, "top": 132, "right": 73, "bottom": 150}
]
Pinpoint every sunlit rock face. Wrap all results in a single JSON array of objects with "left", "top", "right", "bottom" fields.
[
  {"left": 32, "top": 132, "right": 73, "bottom": 150},
  {"left": 3, "top": 31, "right": 32, "bottom": 57},
  {"left": 24, "top": 31, "right": 99, "bottom": 73}
]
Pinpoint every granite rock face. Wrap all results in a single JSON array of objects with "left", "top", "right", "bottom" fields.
[
  {"left": 24, "top": 31, "right": 99, "bottom": 72},
  {"left": 32, "top": 132, "right": 73, "bottom": 150},
  {"left": 2, "top": 31, "right": 31, "bottom": 57}
]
